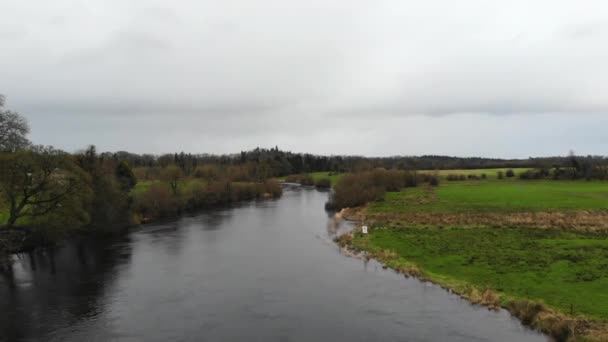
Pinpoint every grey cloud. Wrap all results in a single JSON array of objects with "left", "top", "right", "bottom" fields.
[{"left": 1, "top": 0, "right": 608, "bottom": 156}]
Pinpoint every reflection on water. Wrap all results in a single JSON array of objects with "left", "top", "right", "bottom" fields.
[
  {"left": 0, "top": 185, "right": 546, "bottom": 342},
  {"left": 0, "top": 236, "right": 132, "bottom": 341}
]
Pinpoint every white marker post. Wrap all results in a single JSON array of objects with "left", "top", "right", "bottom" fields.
[{"left": 362, "top": 225, "right": 368, "bottom": 234}]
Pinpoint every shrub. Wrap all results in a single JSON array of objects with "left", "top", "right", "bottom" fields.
[
  {"left": 133, "top": 184, "right": 181, "bottom": 220},
  {"left": 447, "top": 174, "right": 460, "bottom": 181},
  {"left": 480, "top": 173, "right": 487, "bottom": 179},
  {"left": 193, "top": 164, "right": 220, "bottom": 180},
  {"left": 330, "top": 173, "right": 386, "bottom": 209},
  {"left": 506, "top": 169, "right": 515, "bottom": 178},
  {"left": 314, "top": 178, "right": 331, "bottom": 189},
  {"left": 263, "top": 180, "right": 283, "bottom": 198},
  {"left": 285, "top": 174, "right": 314, "bottom": 186},
  {"left": 328, "top": 169, "right": 437, "bottom": 209},
  {"left": 519, "top": 168, "right": 550, "bottom": 180},
  {"left": 507, "top": 299, "right": 546, "bottom": 326},
  {"left": 497, "top": 171, "right": 504, "bottom": 179}
]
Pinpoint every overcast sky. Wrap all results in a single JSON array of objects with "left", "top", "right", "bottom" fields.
[{"left": 1, "top": 1, "right": 607, "bottom": 157}]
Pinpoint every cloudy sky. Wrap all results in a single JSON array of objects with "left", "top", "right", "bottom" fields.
[{"left": 1, "top": 1, "right": 607, "bottom": 157}]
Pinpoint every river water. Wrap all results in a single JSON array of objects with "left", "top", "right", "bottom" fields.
[{"left": 0, "top": 185, "right": 545, "bottom": 341}]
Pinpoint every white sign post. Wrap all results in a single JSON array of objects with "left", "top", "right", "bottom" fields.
[{"left": 362, "top": 225, "right": 368, "bottom": 234}]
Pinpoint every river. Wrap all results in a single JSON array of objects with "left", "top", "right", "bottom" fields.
[{"left": 0, "top": 185, "right": 545, "bottom": 341}]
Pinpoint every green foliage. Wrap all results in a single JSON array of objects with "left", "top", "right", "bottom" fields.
[{"left": 354, "top": 226, "right": 608, "bottom": 319}]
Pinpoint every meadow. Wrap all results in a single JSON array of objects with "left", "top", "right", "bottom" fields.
[
  {"left": 353, "top": 226, "right": 608, "bottom": 319},
  {"left": 370, "top": 180, "right": 608, "bottom": 213},
  {"left": 310, "top": 172, "right": 342, "bottom": 186},
  {"left": 347, "top": 176, "right": 608, "bottom": 340},
  {"left": 277, "top": 172, "right": 343, "bottom": 187}
]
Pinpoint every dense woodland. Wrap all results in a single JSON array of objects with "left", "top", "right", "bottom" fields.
[{"left": 1, "top": 94, "right": 608, "bottom": 254}]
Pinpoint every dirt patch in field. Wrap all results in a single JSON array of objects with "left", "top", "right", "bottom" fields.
[{"left": 357, "top": 210, "right": 608, "bottom": 232}]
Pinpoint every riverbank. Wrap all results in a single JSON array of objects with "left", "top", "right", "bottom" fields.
[
  {"left": 0, "top": 180, "right": 283, "bottom": 257},
  {"left": 337, "top": 203, "right": 608, "bottom": 341}
]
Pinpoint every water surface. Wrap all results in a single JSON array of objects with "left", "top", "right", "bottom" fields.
[{"left": 0, "top": 185, "right": 546, "bottom": 341}]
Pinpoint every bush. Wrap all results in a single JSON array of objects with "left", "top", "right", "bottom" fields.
[
  {"left": 447, "top": 174, "right": 461, "bottom": 181},
  {"left": 314, "top": 178, "right": 331, "bottom": 189},
  {"left": 497, "top": 171, "right": 504, "bottom": 179},
  {"left": 133, "top": 184, "right": 181, "bottom": 220},
  {"left": 506, "top": 169, "right": 515, "bottom": 178},
  {"left": 193, "top": 164, "right": 220, "bottom": 180},
  {"left": 262, "top": 180, "right": 283, "bottom": 198},
  {"left": 285, "top": 174, "right": 314, "bottom": 186},
  {"left": 330, "top": 174, "right": 386, "bottom": 209},
  {"left": 519, "top": 168, "right": 550, "bottom": 180},
  {"left": 327, "top": 169, "right": 436, "bottom": 209}
]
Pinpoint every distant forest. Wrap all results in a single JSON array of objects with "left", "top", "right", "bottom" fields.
[{"left": 108, "top": 146, "right": 607, "bottom": 177}]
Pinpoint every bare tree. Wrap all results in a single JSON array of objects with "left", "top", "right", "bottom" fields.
[
  {"left": 0, "top": 147, "right": 90, "bottom": 228},
  {"left": 0, "top": 95, "right": 31, "bottom": 152}
]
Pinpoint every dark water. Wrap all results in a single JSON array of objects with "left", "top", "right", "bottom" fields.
[{"left": 0, "top": 185, "right": 545, "bottom": 342}]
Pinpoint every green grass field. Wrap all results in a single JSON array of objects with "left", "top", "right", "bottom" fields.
[
  {"left": 355, "top": 177, "right": 608, "bottom": 330},
  {"left": 309, "top": 172, "right": 342, "bottom": 186},
  {"left": 354, "top": 226, "right": 608, "bottom": 319},
  {"left": 277, "top": 172, "right": 343, "bottom": 187},
  {"left": 371, "top": 180, "right": 608, "bottom": 213}
]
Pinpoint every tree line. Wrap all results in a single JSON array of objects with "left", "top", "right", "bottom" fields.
[{"left": 99, "top": 147, "right": 608, "bottom": 179}]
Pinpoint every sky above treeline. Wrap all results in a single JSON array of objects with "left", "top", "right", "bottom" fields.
[{"left": 1, "top": 1, "right": 607, "bottom": 158}]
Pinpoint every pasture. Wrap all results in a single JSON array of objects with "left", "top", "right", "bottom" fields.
[
  {"left": 370, "top": 180, "right": 608, "bottom": 213},
  {"left": 354, "top": 225, "right": 608, "bottom": 319}
]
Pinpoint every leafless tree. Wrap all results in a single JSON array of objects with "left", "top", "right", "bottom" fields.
[{"left": 0, "top": 95, "right": 30, "bottom": 152}]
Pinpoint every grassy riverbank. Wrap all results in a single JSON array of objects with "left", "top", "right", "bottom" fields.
[
  {"left": 341, "top": 178, "right": 608, "bottom": 341},
  {"left": 353, "top": 226, "right": 608, "bottom": 318}
]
